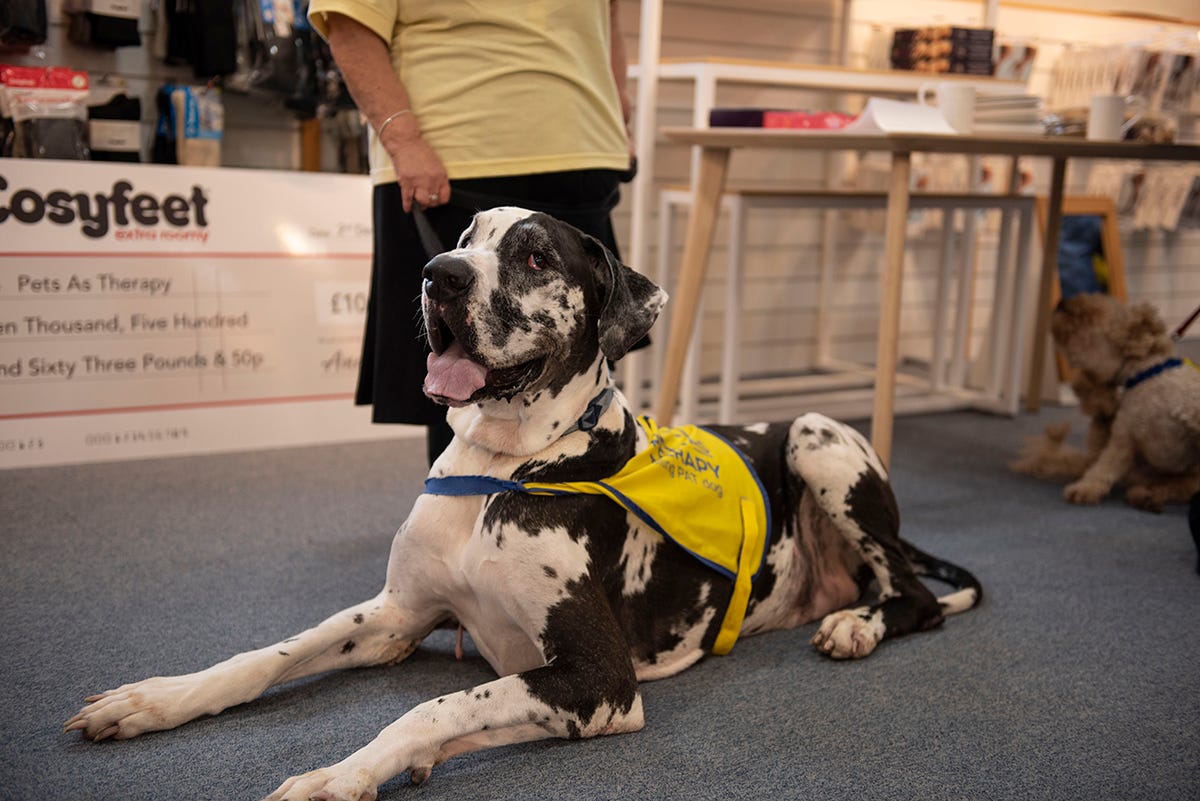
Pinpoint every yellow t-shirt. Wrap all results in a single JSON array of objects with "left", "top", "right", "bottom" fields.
[
  {"left": 423, "top": 417, "right": 772, "bottom": 655},
  {"left": 307, "top": 0, "right": 629, "bottom": 185}
]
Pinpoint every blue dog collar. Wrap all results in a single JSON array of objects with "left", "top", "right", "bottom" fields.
[{"left": 1124, "top": 358, "right": 1183, "bottom": 390}]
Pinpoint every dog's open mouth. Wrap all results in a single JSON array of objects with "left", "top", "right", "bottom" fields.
[{"left": 424, "top": 315, "right": 546, "bottom": 406}]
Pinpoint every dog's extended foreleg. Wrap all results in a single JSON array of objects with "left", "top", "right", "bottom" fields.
[
  {"left": 65, "top": 592, "right": 420, "bottom": 741},
  {"left": 1065, "top": 426, "right": 1136, "bottom": 504},
  {"left": 263, "top": 663, "right": 645, "bottom": 801}
]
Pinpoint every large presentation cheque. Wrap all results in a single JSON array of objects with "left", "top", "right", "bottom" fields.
[{"left": 1, "top": 160, "right": 410, "bottom": 468}]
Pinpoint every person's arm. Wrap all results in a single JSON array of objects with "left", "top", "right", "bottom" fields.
[
  {"left": 324, "top": 12, "right": 450, "bottom": 212},
  {"left": 609, "top": 0, "right": 634, "bottom": 158}
]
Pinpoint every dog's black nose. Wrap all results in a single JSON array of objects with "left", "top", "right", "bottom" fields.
[{"left": 423, "top": 255, "right": 476, "bottom": 301}]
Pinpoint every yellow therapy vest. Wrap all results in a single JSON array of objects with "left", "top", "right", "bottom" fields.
[{"left": 423, "top": 416, "right": 772, "bottom": 655}]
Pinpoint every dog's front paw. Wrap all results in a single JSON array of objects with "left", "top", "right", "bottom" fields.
[
  {"left": 1124, "top": 485, "right": 1165, "bottom": 513},
  {"left": 811, "top": 609, "right": 883, "bottom": 659},
  {"left": 1064, "top": 479, "right": 1106, "bottom": 505},
  {"left": 64, "top": 675, "right": 207, "bottom": 741},
  {"left": 264, "top": 765, "right": 378, "bottom": 801}
]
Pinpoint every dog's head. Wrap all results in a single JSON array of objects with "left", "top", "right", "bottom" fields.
[
  {"left": 421, "top": 207, "right": 666, "bottom": 407},
  {"left": 1052, "top": 293, "right": 1172, "bottom": 383}
]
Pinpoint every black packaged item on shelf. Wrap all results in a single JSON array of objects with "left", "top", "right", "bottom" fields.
[
  {"left": 88, "top": 92, "right": 141, "bottom": 161},
  {"left": 14, "top": 116, "right": 89, "bottom": 158},
  {"left": 0, "top": 0, "right": 48, "bottom": 46},
  {"left": 709, "top": 108, "right": 769, "bottom": 127},
  {"left": 79, "top": 14, "right": 141, "bottom": 48},
  {"left": 63, "top": 0, "right": 141, "bottom": 49},
  {"left": 191, "top": 0, "right": 238, "bottom": 77},
  {"left": 2, "top": 64, "right": 91, "bottom": 160},
  {"left": 282, "top": 26, "right": 321, "bottom": 118},
  {"left": 163, "top": 0, "right": 194, "bottom": 65},
  {"left": 152, "top": 84, "right": 178, "bottom": 164},
  {"left": 707, "top": 108, "right": 853, "bottom": 129}
]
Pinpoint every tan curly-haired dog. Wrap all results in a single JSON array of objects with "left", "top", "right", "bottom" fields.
[{"left": 1049, "top": 293, "right": 1200, "bottom": 511}]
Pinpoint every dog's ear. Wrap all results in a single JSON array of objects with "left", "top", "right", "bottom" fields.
[
  {"left": 1118, "top": 302, "right": 1171, "bottom": 361},
  {"left": 583, "top": 235, "right": 668, "bottom": 361}
]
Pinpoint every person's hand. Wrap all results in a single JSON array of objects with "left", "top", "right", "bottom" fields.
[{"left": 381, "top": 126, "right": 451, "bottom": 213}]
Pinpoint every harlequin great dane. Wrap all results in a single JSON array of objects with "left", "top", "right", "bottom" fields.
[{"left": 66, "top": 208, "right": 982, "bottom": 800}]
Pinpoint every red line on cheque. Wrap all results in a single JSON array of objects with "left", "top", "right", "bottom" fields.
[
  {"left": 0, "top": 393, "right": 356, "bottom": 421},
  {"left": 0, "top": 252, "right": 370, "bottom": 259}
]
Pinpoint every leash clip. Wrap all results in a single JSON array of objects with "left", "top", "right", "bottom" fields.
[
  {"left": 572, "top": 386, "right": 615, "bottom": 433},
  {"left": 576, "top": 396, "right": 605, "bottom": 431}
]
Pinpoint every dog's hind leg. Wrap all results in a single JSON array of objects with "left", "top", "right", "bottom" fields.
[
  {"left": 65, "top": 592, "right": 424, "bottom": 741},
  {"left": 1124, "top": 467, "right": 1200, "bottom": 512},
  {"left": 785, "top": 414, "right": 950, "bottom": 659}
]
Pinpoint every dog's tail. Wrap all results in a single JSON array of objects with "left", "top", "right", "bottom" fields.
[{"left": 903, "top": 542, "right": 983, "bottom": 616}]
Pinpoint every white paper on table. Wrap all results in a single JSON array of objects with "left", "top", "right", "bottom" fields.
[{"left": 842, "top": 97, "right": 958, "bottom": 135}]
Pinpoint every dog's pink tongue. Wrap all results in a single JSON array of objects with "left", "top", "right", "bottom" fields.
[{"left": 425, "top": 341, "right": 488, "bottom": 402}]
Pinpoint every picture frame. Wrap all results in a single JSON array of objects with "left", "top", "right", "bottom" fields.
[{"left": 1035, "top": 195, "right": 1128, "bottom": 380}]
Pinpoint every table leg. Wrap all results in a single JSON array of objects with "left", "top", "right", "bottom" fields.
[
  {"left": 985, "top": 155, "right": 1023, "bottom": 396},
  {"left": 654, "top": 145, "right": 731, "bottom": 423},
  {"left": 1025, "top": 156, "right": 1067, "bottom": 413},
  {"left": 870, "top": 151, "right": 913, "bottom": 469}
]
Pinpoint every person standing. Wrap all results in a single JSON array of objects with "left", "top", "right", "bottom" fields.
[{"left": 307, "top": 0, "right": 637, "bottom": 465}]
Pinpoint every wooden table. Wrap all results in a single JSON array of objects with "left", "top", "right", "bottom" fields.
[{"left": 657, "top": 128, "right": 1200, "bottom": 466}]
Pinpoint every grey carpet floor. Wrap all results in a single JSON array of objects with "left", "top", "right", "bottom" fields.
[{"left": 2, "top": 407, "right": 1196, "bottom": 801}]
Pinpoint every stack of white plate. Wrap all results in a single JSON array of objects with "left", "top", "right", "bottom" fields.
[{"left": 973, "top": 94, "right": 1044, "bottom": 135}]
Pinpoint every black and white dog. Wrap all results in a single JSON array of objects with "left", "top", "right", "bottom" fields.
[{"left": 66, "top": 208, "right": 982, "bottom": 801}]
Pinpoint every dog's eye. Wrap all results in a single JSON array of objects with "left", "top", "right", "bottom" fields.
[{"left": 528, "top": 252, "right": 545, "bottom": 270}]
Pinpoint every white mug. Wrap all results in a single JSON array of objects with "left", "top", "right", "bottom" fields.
[
  {"left": 919, "top": 82, "right": 976, "bottom": 133},
  {"left": 1087, "top": 94, "right": 1125, "bottom": 141}
]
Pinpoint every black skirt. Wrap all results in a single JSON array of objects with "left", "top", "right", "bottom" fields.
[{"left": 357, "top": 169, "right": 630, "bottom": 425}]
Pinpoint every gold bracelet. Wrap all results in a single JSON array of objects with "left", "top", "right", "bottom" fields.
[{"left": 376, "top": 108, "right": 413, "bottom": 139}]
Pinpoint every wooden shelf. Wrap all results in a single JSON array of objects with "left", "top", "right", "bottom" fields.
[{"left": 627, "top": 57, "right": 1029, "bottom": 97}]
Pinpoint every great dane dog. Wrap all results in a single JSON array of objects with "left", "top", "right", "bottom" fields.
[{"left": 66, "top": 208, "right": 982, "bottom": 800}]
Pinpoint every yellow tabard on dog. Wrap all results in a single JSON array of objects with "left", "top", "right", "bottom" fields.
[{"left": 423, "top": 416, "right": 772, "bottom": 654}]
